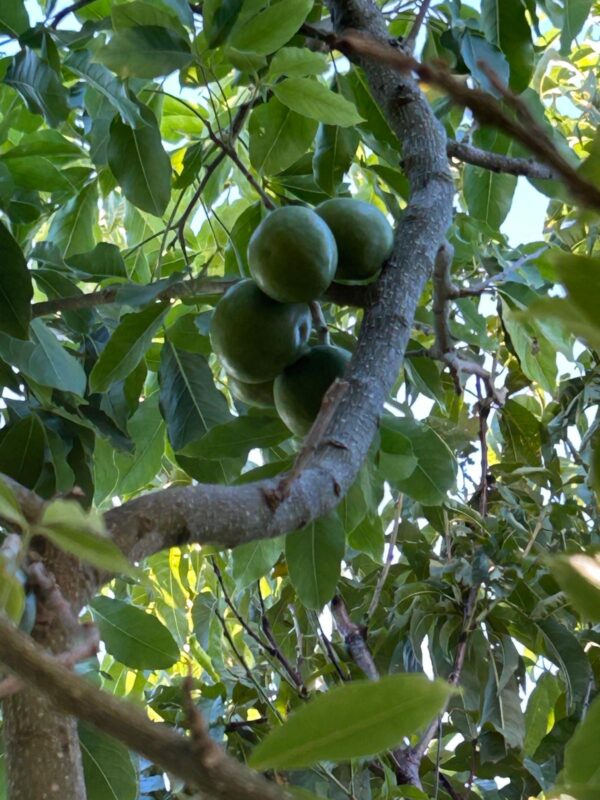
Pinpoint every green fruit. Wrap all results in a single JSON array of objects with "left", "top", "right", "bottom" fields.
[
  {"left": 210, "top": 280, "right": 311, "bottom": 383},
  {"left": 274, "top": 345, "right": 351, "bottom": 436},
  {"left": 248, "top": 206, "right": 338, "bottom": 303},
  {"left": 316, "top": 198, "right": 394, "bottom": 281},
  {"left": 228, "top": 375, "right": 274, "bottom": 408}
]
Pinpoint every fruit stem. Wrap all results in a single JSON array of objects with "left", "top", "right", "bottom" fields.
[{"left": 310, "top": 301, "right": 330, "bottom": 345}]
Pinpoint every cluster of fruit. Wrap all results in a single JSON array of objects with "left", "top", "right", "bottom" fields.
[{"left": 210, "top": 199, "right": 394, "bottom": 436}]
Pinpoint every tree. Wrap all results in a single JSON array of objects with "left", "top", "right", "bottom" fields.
[{"left": 0, "top": 0, "right": 599, "bottom": 798}]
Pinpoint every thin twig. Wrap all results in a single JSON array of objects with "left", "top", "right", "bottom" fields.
[
  {"left": 256, "top": 583, "right": 307, "bottom": 695},
  {"left": 310, "top": 301, "right": 331, "bottom": 345},
  {"left": 404, "top": 0, "right": 433, "bottom": 51},
  {"left": 367, "top": 494, "right": 402, "bottom": 620},
  {"left": 316, "top": 616, "right": 348, "bottom": 682},
  {"left": 51, "top": 0, "right": 96, "bottom": 27},
  {"left": 330, "top": 596, "right": 379, "bottom": 680}
]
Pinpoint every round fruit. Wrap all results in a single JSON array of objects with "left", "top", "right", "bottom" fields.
[
  {"left": 210, "top": 280, "right": 311, "bottom": 383},
  {"left": 316, "top": 198, "right": 394, "bottom": 281},
  {"left": 228, "top": 375, "right": 274, "bottom": 408},
  {"left": 248, "top": 206, "right": 338, "bottom": 303},
  {"left": 274, "top": 345, "right": 351, "bottom": 436}
]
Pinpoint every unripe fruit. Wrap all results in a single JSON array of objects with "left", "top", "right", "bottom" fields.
[
  {"left": 228, "top": 375, "right": 274, "bottom": 408},
  {"left": 210, "top": 280, "right": 311, "bottom": 383},
  {"left": 274, "top": 344, "right": 351, "bottom": 436},
  {"left": 248, "top": 206, "right": 338, "bottom": 303},
  {"left": 316, "top": 198, "right": 394, "bottom": 281}
]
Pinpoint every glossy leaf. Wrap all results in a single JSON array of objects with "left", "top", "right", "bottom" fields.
[
  {"left": 96, "top": 25, "right": 192, "bottom": 78},
  {"left": 107, "top": 104, "right": 172, "bottom": 215},
  {"left": 0, "top": 415, "right": 45, "bottom": 489},
  {"left": 274, "top": 78, "right": 364, "bottom": 127},
  {"left": 249, "top": 674, "right": 453, "bottom": 769},
  {"left": 89, "top": 303, "right": 168, "bottom": 393},
  {"left": 249, "top": 97, "right": 317, "bottom": 175},
  {"left": 229, "top": 0, "right": 313, "bottom": 55},
  {"left": 91, "top": 596, "right": 180, "bottom": 669},
  {"left": 5, "top": 48, "right": 69, "bottom": 127},
  {"left": 79, "top": 724, "right": 138, "bottom": 800},
  {"left": 159, "top": 343, "right": 231, "bottom": 452},
  {"left": 285, "top": 515, "right": 345, "bottom": 609}
]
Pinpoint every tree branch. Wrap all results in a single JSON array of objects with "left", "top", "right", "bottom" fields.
[
  {"left": 447, "top": 139, "right": 555, "bottom": 180},
  {"left": 331, "top": 596, "right": 379, "bottom": 681},
  {"left": 404, "top": 0, "right": 432, "bottom": 51},
  {"left": 332, "top": 29, "right": 600, "bottom": 211},
  {"left": 99, "top": 0, "right": 454, "bottom": 569},
  {"left": 31, "top": 277, "right": 370, "bottom": 319},
  {"left": 0, "top": 615, "right": 287, "bottom": 800}
]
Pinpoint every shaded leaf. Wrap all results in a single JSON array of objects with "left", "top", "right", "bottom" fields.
[
  {"left": 5, "top": 48, "right": 69, "bottom": 127},
  {"left": 96, "top": 25, "right": 192, "bottom": 78},
  {"left": 0, "top": 220, "right": 32, "bottom": 339},
  {"left": 79, "top": 724, "right": 138, "bottom": 800}
]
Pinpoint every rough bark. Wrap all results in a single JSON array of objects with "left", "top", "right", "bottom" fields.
[{"left": 3, "top": 548, "right": 95, "bottom": 800}]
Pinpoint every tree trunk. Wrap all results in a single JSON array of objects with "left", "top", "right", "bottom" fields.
[
  {"left": 2, "top": 547, "right": 94, "bottom": 800},
  {"left": 4, "top": 690, "right": 86, "bottom": 800}
]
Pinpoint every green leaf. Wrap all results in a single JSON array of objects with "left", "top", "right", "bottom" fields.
[
  {"left": 463, "top": 165, "right": 517, "bottom": 229},
  {"left": 96, "top": 25, "right": 192, "bottom": 78},
  {"left": 0, "top": 321, "right": 86, "bottom": 396},
  {"left": 90, "top": 596, "right": 180, "bottom": 669},
  {"left": 380, "top": 418, "right": 456, "bottom": 505},
  {"left": 0, "top": 476, "right": 27, "bottom": 529},
  {"left": 537, "top": 618, "right": 591, "bottom": 710},
  {"left": 35, "top": 500, "right": 135, "bottom": 576},
  {"left": 89, "top": 303, "right": 168, "bottom": 393},
  {"left": 108, "top": 104, "right": 172, "bottom": 216},
  {"left": 550, "top": 553, "right": 600, "bottom": 622},
  {"left": 229, "top": 0, "right": 313, "bottom": 56},
  {"left": 459, "top": 31, "right": 510, "bottom": 96},
  {"left": 0, "top": 562, "right": 25, "bottom": 624},
  {"left": 79, "top": 724, "right": 138, "bottom": 800},
  {"left": 560, "top": 0, "right": 593, "bottom": 54},
  {"left": 524, "top": 672, "right": 562, "bottom": 756},
  {"left": 188, "top": 416, "right": 290, "bottom": 459},
  {"left": 249, "top": 673, "right": 453, "bottom": 769},
  {"left": 0, "top": 1, "right": 29, "bottom": 37},
  {"left": 159, "top": 343, "right": 231, "bottom": 451},
  {"left": 112, "top": 394, "right": 166, "bottom": 496},
  {"left": 313, "top": 124, "right": 359, "bottom": 196},
  {"left": 30, "top": 319, "right": 87, "bottom": 396},
  {"left": 4, "top": 48, "right": 70, "bottom": 127},
  {"left": 500, "top": 299, "right": 557, "bottom": 392},
  {"left": 285, "top": 515, "right": 345, "bottom": 609},
  {"left": 68, "top": 243, "right": 127, "bottom": 280},
  {"left": 65, "top": 50, "right": 144, "bottom": 128},
  {"left": 203, "top": 0, "right": 244, "bottom": 48},
  {"left": 481, "top": 0, "right": 534, "bottom": 91},
  {"left": 274, "top": 78, "right": 364, "bottom": 127},
  {"left": 267, "top": 47, "right": 328, "bottom": 81},
  {"left": 48, "top": 182, "right": 98, "bottom": 258},
  {"left": 0, "top": 415, "right": 45, "bottom": 489},
  {"left": 556, "top": 692, "right": 600, "bottom": 793},
  {"left": 232, "top": 537, "right": 284, "bottom": 589},
  {"left": 499, "top": 399, "right": 542, "bottom": 466},
  {"left": 0, "top": 220, "right": 32, "bottom": 339},
  {"left": 249, "top": 97, "right": 318, "bottom": 176}
]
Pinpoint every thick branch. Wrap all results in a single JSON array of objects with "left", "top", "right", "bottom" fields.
[
  {"left": 101, "top": 0, "right": 454, "bottom": 565},
  {"left": 0, "top": 615, "right": 287, "bottom": 800}
]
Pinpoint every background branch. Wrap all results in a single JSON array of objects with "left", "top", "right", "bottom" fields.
[{"left": 0, "top": 615, "right": 286, "bottom": 800}]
